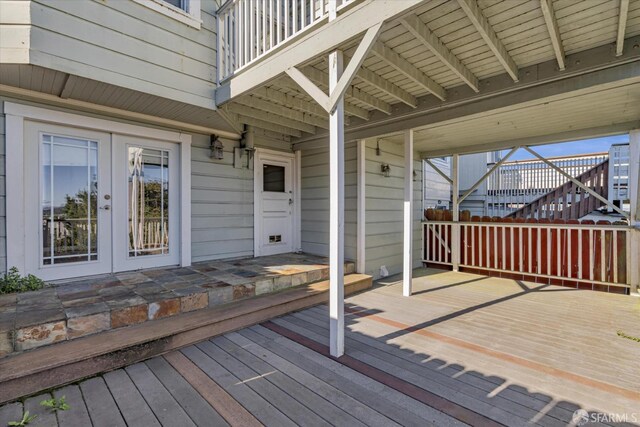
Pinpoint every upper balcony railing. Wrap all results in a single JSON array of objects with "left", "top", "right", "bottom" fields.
[{"left": 217, "top": 0, "right": 357, "bottom": 82}]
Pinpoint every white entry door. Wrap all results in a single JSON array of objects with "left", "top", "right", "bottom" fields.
[
  {"left": 255, "top": 150, "right": 295, "bottom": 256},
  {"left": 23, "top": 122, "right": 180, "bottom": 280},
  {"left": 24, "top": 122, "right": 113, "bottom": 281}
]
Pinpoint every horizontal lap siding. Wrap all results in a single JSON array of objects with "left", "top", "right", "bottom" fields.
[
  {"left": 365, "top": 140, "right": 422, "bottom": 279},
  {"left": 27, "top": 0, "right": 218, "bottom": 109},
  {"left": 300, "top": 143, "right": 357, "bottom": 261},
  {"left": 191, "top": 135, "right": 254, "bottom": 262}
]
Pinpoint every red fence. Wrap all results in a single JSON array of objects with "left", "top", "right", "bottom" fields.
[{"left": 422, "top": 210, "right": 630, "bottom": 294}]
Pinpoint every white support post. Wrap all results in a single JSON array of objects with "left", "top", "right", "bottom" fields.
[
  {"left": 628, "top": 130, "right": 640, "bottom": 295},
  {"left": 357, "top": 139, "right": 366, "bottom": 274},
  {"left": 403, "top": 129, "right": 414, "bottom": 297},
  {"left": 452, "top": 154, "right": 460, "bottom": 272},
  {"left": 329, "top": 48, "right": 345, "bottom": 357}
]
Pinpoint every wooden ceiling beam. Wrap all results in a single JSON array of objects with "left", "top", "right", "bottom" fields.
[
  {"left": 225, "top": 103, "right": 316, "bottom": 134},
  {"left": 616, "top": 0, "right": 630, "bottom": 56},
  {"left": 400, "top": 14, "right": 479, "bottom": 93},
  {"left": 457, "top": 0, "right": 519, "bottom": 82},
  {"left": 371, "top": 40, "right": 446, "bottom": 100},
  {"left": 235, "top": 96, "right": 329, "bottom": 129},
  {"left": 540, "top": 0, "right": 565, "bottom": 70},
  {"left": 355, "top": 65, "right": 417, "bottom": 108},
  {"left": 252, "top": 86, "right": 328, "bottom": 118},
  {"left": 227, "top": 112, "right": 302, "bottom": 137}
]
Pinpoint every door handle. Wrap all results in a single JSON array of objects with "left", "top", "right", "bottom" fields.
[
  {"left": 100, "top": 205, "right": 111, "bottom": 210},
  {"left": 289, "top": 199, "right": 293, "bottom": 205}
]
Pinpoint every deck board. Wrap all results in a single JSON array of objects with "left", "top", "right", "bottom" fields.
[
  {"left": 124, "top": 363, "right": 196, "bottom": 427},
  {"left": 144, "top": 357, "right": 229, "bottom": 427},
  {"left": 244, "top": 325, "right": 463, "bottom": 426},
  {"left": 301, "top": 305, "right": 577, "bottom": 424},
  {"left": 103, "top": 369, "right": 160, "bottom": 427},
  {"left": 79, "top": 377, "right": 126, "bottom": 427},
  {"left": 52, "top": 385, "right": 92, "bottom": 427},
  {"left": 195, "top": 340, "right": 330, "bottom": 427},
  {"left": 181, "top": 345, "right": 297, "bottom": 427},
  {"left": 276, "top": 311, "right": 560, "bottom": 426},
  {"left": 212, "top": 335, "right": 367, "bottom": 427},
  {"left": 224, "top": 330, "right": 400, "bottom": 427},
  {"left": 0, "top": 402, "right": 23, "bottom": 427},
  {"left": 1, "top": 269, "right": 637, "bottom": 426}
]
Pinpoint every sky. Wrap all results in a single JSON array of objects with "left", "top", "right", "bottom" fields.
[{"left": 504, "top": 134, "right": 629, "bottom": 161}]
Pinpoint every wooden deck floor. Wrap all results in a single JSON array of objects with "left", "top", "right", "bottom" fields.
[{"left": 1, "top": 269, "right": 639, "bottom": 426}]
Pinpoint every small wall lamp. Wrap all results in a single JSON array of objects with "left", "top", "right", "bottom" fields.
[
  {"left": 381, "top": 163, "right": 391, "bottom": 177},
  {"left": 210, "top": 135, "right": 224, "bottom": 160}
]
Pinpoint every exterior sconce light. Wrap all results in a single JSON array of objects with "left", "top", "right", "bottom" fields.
[
  {"left": 381, "top": 163, "right": 391, "bottom": 177},
  {"left": 210, "top": 135, "right": 224, "bottom": 160}
]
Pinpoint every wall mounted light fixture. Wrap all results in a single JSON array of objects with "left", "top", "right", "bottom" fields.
[
  {"left": 381, "top": 163, "right": 391, "bottom": 177},
  {"left": 210, "top": 135, "right": 224, "bottom": 160}
]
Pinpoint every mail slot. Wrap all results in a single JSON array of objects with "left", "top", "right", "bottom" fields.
[{"left": 269, "top": 235, "right": 282, "bottom": 243}]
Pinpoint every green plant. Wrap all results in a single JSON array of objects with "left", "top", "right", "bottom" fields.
[
  {"left": 8, "top": 411, "right": 37, "bottom": 426},
  {"left": 0, "top": 267, "right": 46, "bottom": 295},
  {"left": 40, "top": 395, "right": 70, "bottom": 411}
]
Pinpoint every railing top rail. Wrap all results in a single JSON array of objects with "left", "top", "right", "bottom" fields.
[{"left": 422, "top": 220, "right": 630, "bottom": 230}]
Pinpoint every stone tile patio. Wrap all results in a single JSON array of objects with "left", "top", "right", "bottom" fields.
[{"left": 0, "top": 253, "right": 354, "bottom": 357}]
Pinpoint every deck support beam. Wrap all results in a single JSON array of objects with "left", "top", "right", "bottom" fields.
[
  {"left": 628, "top": 130, "right": 639, "bottom": 295},
  {"left": 540, "top": 0, "right": 565, "bottom": 70},
  {"left": 403, "top": 129, "right": 414, "bottom": 297},
  {"left": 451, "top": 154, "right": 460, "bottom": 271},
  {"left": 357, "top": 139, "right": 366, "bottom": 275},
  {"left": 617, "top": 0, "right": 630, "bottom": 56},
  {"left": 328, "top": 48, "right": 345, "bottom": 357},
  {"left": 401, "top": 14, "right": 479, "bottom": 92},
  {"left": 456, "top": 0, "right": 519, "bottom": 82}
]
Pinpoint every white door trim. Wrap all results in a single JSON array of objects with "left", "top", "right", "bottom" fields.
[
  {"left": 253, "top": 148, "right": 300, "bottom": 257},
  {"left": 4, "top": 102, "right": 192, "bottom": 278}
]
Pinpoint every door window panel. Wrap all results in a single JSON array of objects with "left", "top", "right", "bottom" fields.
[
  {"left": 263, "top": 164, "right": 285, "bottom": 192},
  {"left": 128, "top": 147, "right": 170, "bottom": 257},
  {"left": 41, "top": 134, "right": 98, "bottom": 265}
]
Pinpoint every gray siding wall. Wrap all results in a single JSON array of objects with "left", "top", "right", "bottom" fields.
[
  {"left": 24, "top": 0, "right": 219, "bottom": 109},
  {"left": 191, "top": 135, "right": 254, "bottom": 262},
  {"left": 300, "top": 143, "right": 357, "bottom": 261},
  {"left": 364, "top": 140, "right": 422, "bottom": 279},
  {"left": 191, "top": 130, "right": 292, "bottom": 262}
]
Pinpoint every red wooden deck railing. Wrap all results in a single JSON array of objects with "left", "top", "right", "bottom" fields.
[{"left": 422, "top": 210, "right": 631, "bottom": 294}]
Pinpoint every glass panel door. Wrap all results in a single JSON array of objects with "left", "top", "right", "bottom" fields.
[
  {"left": 112, "top": 135, "right": 179, "bottom": 272},
  {"left": 24, "top": 122, "right": 112, "bottom": 281},
  {"left": 128, "top": 147, "right": 170, "bottom": 257},
  {"left": 41, "top": 135, "right": 99, "bottom": 265}
]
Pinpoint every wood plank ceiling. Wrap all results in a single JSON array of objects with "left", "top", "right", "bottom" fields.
[{"left": 223, "top": 0, "right": 640, "bottom": 139}]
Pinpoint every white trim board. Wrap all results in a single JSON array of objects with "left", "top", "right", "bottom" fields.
[{"left": 4, "top": 102, "right": 192, "bottom": 277}]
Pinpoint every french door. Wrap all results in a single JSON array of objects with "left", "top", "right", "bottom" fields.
[{"left": 24, "top": 122, "right": 179, "bottom": 281}]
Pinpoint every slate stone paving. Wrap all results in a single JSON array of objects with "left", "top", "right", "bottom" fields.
[{"left": 0, "top": 253, "right": 354, "bottom": 357}]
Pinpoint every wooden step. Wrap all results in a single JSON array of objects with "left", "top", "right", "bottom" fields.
[{"left": 0, "top": 274, "right": 372, "bottom": 404}]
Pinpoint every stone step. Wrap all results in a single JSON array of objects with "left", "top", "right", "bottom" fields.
[
  {"left": 0, "top": 258, "right": 356, "bottom": 358},
  {"left": 0, "top": 273, "right": 372, "bottom": 404}
]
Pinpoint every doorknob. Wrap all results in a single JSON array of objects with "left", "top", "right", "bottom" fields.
[
  {"left": 289, "top": 199, "right": 293, "bottom": 205},
  {"left": 100, "top": 205, "right": 111, "bottom": 210}
]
